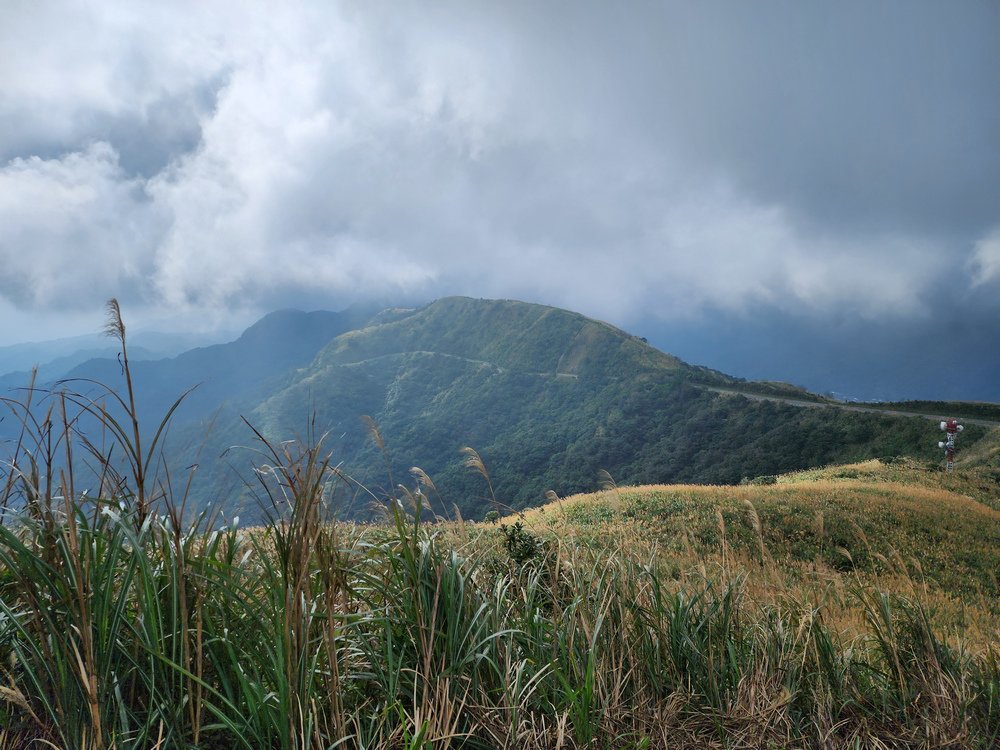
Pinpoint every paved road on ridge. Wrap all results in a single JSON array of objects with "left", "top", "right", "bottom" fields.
[{"left": 699, "top": 386, "right": 1000, "bottom": 429}]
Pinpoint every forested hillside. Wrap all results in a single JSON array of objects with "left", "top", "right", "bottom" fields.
[{"left": 158, "top": 298, "right": 985, "bottom": 519}]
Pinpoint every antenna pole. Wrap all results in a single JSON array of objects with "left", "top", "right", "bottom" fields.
[{"left": 938, "top": 419, "right": 964, "bottom": 472}]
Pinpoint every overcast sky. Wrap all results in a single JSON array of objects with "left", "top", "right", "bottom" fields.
[{"left": 1, "top": 1, "right": 998, "bottom": 395}]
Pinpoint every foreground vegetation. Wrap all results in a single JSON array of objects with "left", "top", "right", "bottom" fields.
[
  {"left": 1, "top": 472, "right": 998, "bottom": 749},
  {"left": 1, "top": 303, "right": 997, "bottom": 748}
]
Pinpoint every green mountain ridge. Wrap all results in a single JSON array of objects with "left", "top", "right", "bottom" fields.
[
  {"left": 157, "top": 297, "right": 988, "bottom": 520},
  {"left": 5, "top": 296, "right": 992, "bottom": 521},
  {"left": 308, "top": 297, "right": 683, "bottom": 376}
]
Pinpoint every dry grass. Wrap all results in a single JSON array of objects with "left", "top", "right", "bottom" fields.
[{"left": 497, "top": 470, "right": 1000, "bottom": 649}]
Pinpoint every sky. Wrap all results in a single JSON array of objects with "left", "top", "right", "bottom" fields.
[{"left": 1, "top": 1, "right": 998, "bottom": 399}]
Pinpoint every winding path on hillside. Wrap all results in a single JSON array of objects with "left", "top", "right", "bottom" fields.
[
  {"left": 340, "top": 348, "right": 1000, "bottom": 427},
  {"left": 699, "top": 386, "right": 1000, "bottom": 428}
]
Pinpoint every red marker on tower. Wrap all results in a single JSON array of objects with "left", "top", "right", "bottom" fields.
[{"left": 937, "top": 419, "right": 964, "bottom": 472}]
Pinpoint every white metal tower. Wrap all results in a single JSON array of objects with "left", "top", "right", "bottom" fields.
[{"left": 937, "top": 419, "right": 964, "bottom": 472}]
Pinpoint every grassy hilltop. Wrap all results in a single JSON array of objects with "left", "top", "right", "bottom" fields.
[{"left": 512, "top": 458, "right": 1000, "bottom": 604}]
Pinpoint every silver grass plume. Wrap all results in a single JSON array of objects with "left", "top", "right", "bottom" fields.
[
  {"left": 103, "top": 297, "right": 127, "bottom": 343},
  {"left": 410, "top": 466, "right": 437, "bottom": 494},
  {"left": 460, "top": 446, "right": 499, "bottom": 513},
  {"left": 596, "top": 469, "right": 617, "bottom": 491},
  {"left": 460, "top": 446, "right": 488, "bottom": 480},
  {"left": 360, "top": 415, "right": 385, "bottom": 452}
]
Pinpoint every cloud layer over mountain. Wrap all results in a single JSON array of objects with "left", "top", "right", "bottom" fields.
[{"left": 1, "top": 1, "right": 998, "bottom": 349}]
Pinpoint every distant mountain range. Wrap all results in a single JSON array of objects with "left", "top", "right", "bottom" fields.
[
  {"left": 0, "top": 329, "right": 230, "bottom": 390},
  {"left": 1, "top": 297, "right": 993, "bottom": 520}
]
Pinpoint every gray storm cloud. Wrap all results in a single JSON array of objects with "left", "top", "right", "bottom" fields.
[{"left": 0, "top": 0, "right": 997, "bottom": 332}]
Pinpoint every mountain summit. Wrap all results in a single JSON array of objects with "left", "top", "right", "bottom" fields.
[
  {"left": 149, "top": 297, "right": 978, "bottom": 519},
  {"left": 4, "top": 297, "right": 987, "bottom": 520}
]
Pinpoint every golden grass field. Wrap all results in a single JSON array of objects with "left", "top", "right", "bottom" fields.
[{"left": 495, "top": 459, "right": 1000, "bottom": 650}]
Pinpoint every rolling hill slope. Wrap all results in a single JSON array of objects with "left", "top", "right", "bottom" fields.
[
  {"left": 160, "top": 297, "right": 991, "bottom": 519},
  {"left": 510, "top": 459, "right": 1000, "bottom": 600},
  {"left": 5, "top": 296, "right": 993, "bottom": 521}
]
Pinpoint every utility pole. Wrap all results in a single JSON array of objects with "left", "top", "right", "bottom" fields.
[{"left": 938, "top": 419, "right": 964, "bottom": 472}]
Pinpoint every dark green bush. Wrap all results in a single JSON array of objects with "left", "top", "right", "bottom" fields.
[{"left": 500, "top": 521, "right": 545, "bottom": 565}]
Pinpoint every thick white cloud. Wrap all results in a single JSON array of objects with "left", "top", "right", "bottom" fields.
[
  {"left": 970, "top": 228, "right": 1000, "bottom": 287},
  {"left": 0, "top": 143, "right": 166, "bottom": 305},
  {"left": 0, "top": 0, "right": 996, "bottom": 334}
]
